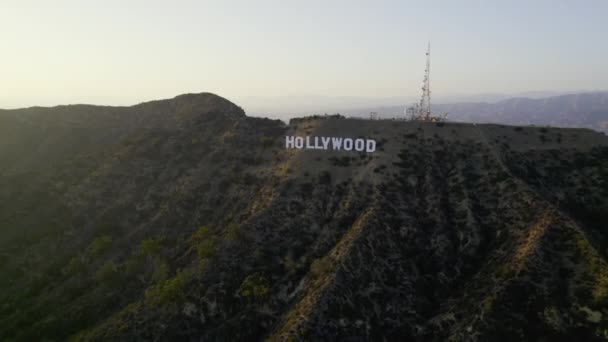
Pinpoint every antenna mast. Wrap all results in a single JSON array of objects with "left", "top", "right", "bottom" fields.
[
  {"left": 406, "top": 42, "right": 446, "bottom": 122},
  {"left": 419, "top": 42, "right": 431, "bottom": 120}
]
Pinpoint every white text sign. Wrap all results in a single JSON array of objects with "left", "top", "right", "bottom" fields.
[{"left": 285, "top": 136, "right": 376, "bottom": 153}]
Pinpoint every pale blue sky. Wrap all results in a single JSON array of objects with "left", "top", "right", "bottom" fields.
[{"left": 1, "top": 0, "right": 607, "bottom": 109}]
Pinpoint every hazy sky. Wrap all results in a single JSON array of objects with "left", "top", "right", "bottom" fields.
[{"left": 1, "top": 0, "right": 607, "bottom": 109}]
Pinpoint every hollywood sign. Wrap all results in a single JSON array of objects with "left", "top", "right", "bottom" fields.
[{"left": 285, "top": 136, "right": 376, "bottom": 153}]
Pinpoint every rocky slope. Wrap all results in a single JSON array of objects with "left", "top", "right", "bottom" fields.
[{"left": 0, "top": 93, "right": 607, "bottom": 341}]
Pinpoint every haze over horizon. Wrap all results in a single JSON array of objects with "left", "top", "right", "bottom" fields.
[{"left": 2, "top": 0, "right": 607, "bottom": 111}]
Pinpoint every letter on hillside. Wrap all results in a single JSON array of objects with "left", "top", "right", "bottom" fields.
[
  {"left": 343, "top": 138, "right": 353, "bottom": 151},
  {"left": 295, "top": 137, "right": 304, "bottom": 149},
  {"left": 285, "top": 136, "right": 295, "bottom": 149},
  {"left": 305, "top": 136, "right": 313, "bottom": 149},
  {"left": 314, "top": 136, "right": 322, "bottom": 149},
  {"left": 366, "top": 139, "right": 376, "bottom": 153},
  {"left": 322, "top": 137, "right": 330, "bottom": 150},
  {"left": 332, "top": 137, "right": 343, "bottom": 150},
  {"left": 354, "top": 139, "right": 364, "bottom": 151}
]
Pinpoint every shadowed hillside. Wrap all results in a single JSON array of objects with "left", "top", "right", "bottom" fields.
[{"left": 1, "top": 93, "right": 607, "bottom": 341}]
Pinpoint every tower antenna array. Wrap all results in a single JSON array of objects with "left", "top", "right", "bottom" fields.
[
  {"left": 418, "top": 42, "right": 431, "bottom": 120},
  {"left": 406, "top": 42, "right": 447, "bottom": 122}
]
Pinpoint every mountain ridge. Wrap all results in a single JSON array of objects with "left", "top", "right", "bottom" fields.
[
  {"left": 343, "top": 91, "right": 608, "bottom": 133},
  {"left": 0, "top": 94, "right": 607, "bottom": 341}
]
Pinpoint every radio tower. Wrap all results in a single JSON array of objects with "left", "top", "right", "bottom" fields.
[
  {"left": 419, "top": 42, "right": 431, "bottom": 120},
  {"left": 405, "top": 42, "right": 447, "bottom": 122}
]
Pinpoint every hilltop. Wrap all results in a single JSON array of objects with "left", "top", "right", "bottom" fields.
[
  {"left": 0, "top": 93, "right": 607, "bottom": 341},
  {"left": 343, "top": 91, "right": 608, "bottom": 133}
]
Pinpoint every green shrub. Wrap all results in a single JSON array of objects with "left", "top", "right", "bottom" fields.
[
  {"left": 63, "top": 256, "right": 85, "bottom": 276},
  {"left": 196, "top": 239, "right": 216, "bottom": 259},
  {"left": 139, "top": 238, "right": 162, "bottom": 257},
  {"left": 192, "top": 225, "right": 217, "bottom": 260},
  {"left": 240, "top": 272, "right": 269, "bottom": 300},
  {"left": 151, "top": 259, "right": 169, "bottom": 283},
  {"left": 481, "top": 294, "right": 495, "bottom": 313},
  {"left": 95, "top": 260, "right": 118, "bottom": 284},
  {"left": 226, "top": 223, "right": 242, "bottom": 241},
  {"left": 88, "top": 235, "right": 112, "bottom": 256},
  {"left": 144, "top": 272, "right": 187, "bottom": 308},
  {"left": 193, "top": 226, "right": 211, "bottom": 241},
  {"left": 260, "top": 136, "right": 276, "bottom": 149},
  {"left": 125, "top": 254, "right": 143, "bottom": 276}
]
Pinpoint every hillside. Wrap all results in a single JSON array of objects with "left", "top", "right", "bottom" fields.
[{"left": 1, "top": 93, "right": 608, "bottom": 341}]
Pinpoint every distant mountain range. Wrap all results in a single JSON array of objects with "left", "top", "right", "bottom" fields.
[
  {"left": 236, "top": 90, "right": 602, "bottom": 118},
  {"left": 342, "top": 92, "right": 608, "bottom": 133}
]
